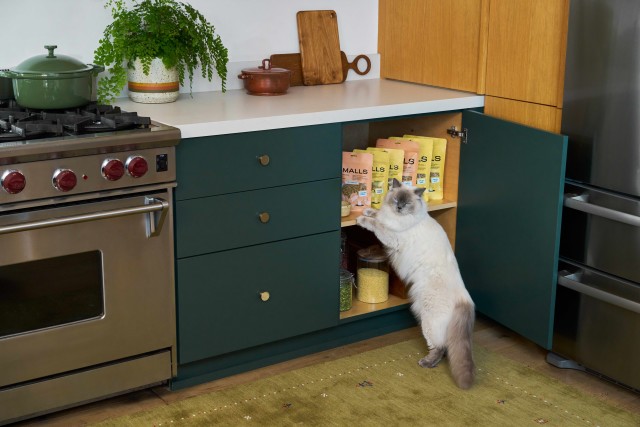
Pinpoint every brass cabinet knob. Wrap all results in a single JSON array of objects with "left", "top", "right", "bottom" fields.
[
  {"left": 259, "top": 291, "right": 270, "bottom": 301},
  {"left": 258, "top": 154, "right": 270, "bottom": 166},
  {"left": 258, "top": 211, "right": 270, "bottom": 223}
]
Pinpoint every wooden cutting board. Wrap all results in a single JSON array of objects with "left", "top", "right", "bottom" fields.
[
  {"left": 269, "top": 53, "right": 305, "bottom": 86},
  {"left": 270, "top": 52, "right": 371, "bottom": 87},
  {"left": 296, "top": 10, "right": 343, "bottom": 85}
]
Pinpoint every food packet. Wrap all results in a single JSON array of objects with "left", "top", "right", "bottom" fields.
[
  {"left": 375, "top": 138, "right": 419, "bottom": 187},
  {"left": 367, "top": 146, "right": 404, "bottom": 191},
  {"left": 392, "top": 135, "right": 434, "bottom": 200},
  {"left": 341, "top": 151, "right": 373, "bottom": 212},
  {"left": 424, "top": 137, "right": 447, "bottom": 200},
  {"left": 354, "top": 148, "right": 389, "bottom": 209}
]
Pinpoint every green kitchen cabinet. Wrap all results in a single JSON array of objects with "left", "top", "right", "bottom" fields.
[
  {"left": 342, "top": 110, "right": 566, "bottom": 349},
  {"left": 455, "top": 111, "right": 567, "bottom": 349},
  {"left": 173, "top": 124, "right": 344, "bottom": 388},
  {"left": 175, "top": 124, "right": 342, "bottom": 201},
  {"left": 176, "top": 179, "right": 340, "bottom": 257},
  {"left": 177, "top": 232, "right": 340, "bottom": 364},
  {"left": 171, "top": 109, "right": 567, "bottom": 389}
]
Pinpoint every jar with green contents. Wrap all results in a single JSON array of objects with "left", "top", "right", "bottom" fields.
[
  {"left": 339, "top": 269, "right": 354, "bottom": 312},
  {"left": 356, "top": 246, "right": 389, "bottom": 303}
]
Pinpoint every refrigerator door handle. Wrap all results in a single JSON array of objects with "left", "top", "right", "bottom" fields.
[
  {"left": 564, "top": 193, "right": 640, "bottom": 227},
  {"left": 558, "top": 269, "right": 640, "bottom": 314}
]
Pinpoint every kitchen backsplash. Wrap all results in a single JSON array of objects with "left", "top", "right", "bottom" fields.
[{"left": 2, "top": 0, "right": 379, "bottom": 96}]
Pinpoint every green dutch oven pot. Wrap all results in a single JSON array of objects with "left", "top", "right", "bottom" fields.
[
  {"left": 0, "top": 45, "right": 104, "bottom": 109},
  {"left": 0, "top": 73, "right": 13, "bottom": 100}
]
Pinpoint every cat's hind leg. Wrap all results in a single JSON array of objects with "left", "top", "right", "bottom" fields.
[
  {"left": 417, "top": 317, "right": 447, "bottom": 368},
  {"left": 419, "top": 347, "right": 445, "bottom": 368}
]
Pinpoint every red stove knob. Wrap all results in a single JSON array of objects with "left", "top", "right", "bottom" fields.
[
  {"left": 126, "top": 155, "right": 148, "bottom": 178},
  {"left": 1, "top": 170, "right": 26, "bottom": 194},
  {"left": 52, "top": 169, "right": 77, "bottom": 192},
  {"left": 101, "top": 158, "right": 125, "bottom": 181}
]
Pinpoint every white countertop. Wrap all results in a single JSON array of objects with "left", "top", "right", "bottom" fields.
[{"left": 113, "top": 79, "right": 484, "bottom": 139}]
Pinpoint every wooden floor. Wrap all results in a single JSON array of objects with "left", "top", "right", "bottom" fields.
[{"left": 16, "top": 314, "right": 640, "bottom": 426}]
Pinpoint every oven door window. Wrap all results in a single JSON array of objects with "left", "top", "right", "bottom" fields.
[{"left": 0, "top": 251, "right": 103, "bottom": 338}]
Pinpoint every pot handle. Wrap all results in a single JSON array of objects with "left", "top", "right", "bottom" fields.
[
  {"left": 90, "top": 64, "right": 106, "bottom": 74},
  {"left": 260, "top": 59, "right": 272, "bottom": 70},
  {"left": 238, "top": 73, "right": 251, "bottom": 80},
  {"left": 45, "top": 45, "right": 58, "bottom": 58},
  {"left": 0, "top": 69, "right": 15, "bottom": 78}
]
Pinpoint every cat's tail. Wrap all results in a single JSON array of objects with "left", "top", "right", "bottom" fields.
[{"left": 446, "top": 301, "right": 475, "bottom": 389}]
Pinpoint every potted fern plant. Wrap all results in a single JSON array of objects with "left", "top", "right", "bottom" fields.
[{"left": 94, "top": 0, "right": 228, "bottom": 104}]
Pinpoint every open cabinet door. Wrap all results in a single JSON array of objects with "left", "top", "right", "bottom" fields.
[{"left": 455, "top": 110, "right": 567, "bottom": 349}]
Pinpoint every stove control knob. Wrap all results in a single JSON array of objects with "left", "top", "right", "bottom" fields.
[
  {"left": 52, "top": 169, "right": 77, "bottom": 192},
  {"left": 101, "top": 158, "right": 125, "bottom": 181},
  {"left": 126, "top": 155, "right": 148, "bottom": 178},
  {"left": 1, "top": 170, "right": 26, "bottom": 194}
]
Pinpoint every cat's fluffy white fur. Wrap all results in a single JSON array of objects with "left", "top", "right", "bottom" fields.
[{"left": 357, "top": 179, "right": 475, "bottom": 389}]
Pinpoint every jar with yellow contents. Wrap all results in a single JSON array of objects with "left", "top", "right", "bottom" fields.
[{"left": 356, "top": 246, "right": 389, "bottom": 303}]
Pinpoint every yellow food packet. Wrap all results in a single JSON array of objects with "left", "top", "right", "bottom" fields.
[
  {"left": 354, "top": 148, "right": 389, "bottom": 209},
  {"left": 375, "top": 138, "right": 419, "bottom": 187},
  {"left": 426, "top": 138, "right": 447, "bottom": 200},
  {"left": 367, "top": 146, "right": 404, "bottom": 192},
  {"left": 392, "top": 135, "right": 434, "bottom": 200}
]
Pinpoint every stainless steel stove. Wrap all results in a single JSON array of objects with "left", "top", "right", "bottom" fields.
[
  {"left": 0, "top": 101, "right": 180, "bottom": 425},
  {"left": 0, "top": 101, "right": 180, "bottom": 207}
]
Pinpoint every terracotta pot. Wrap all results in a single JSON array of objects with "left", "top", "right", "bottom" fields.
[{"left": 238, "top": 59, "right": 291, "bottom": 96}]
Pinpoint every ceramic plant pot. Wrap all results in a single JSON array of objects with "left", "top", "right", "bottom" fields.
[{"left": 127, "top": 58, "right": 179, "bottom": 104}]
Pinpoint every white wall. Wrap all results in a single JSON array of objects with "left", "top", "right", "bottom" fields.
[{"left": 2, "top": 0, "right": 378, "bottom": 94}]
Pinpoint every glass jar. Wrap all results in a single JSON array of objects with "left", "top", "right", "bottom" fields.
[
  {"left": 356, "top": 246, "right": 389, "bottom": 303},
  {"left": 339, "top": 269, "right": 354, "bottom": 312},
  {"left": 340, "top": 232, "right": 348, "bottom": 270}
]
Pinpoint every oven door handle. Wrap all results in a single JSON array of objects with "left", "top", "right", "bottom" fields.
[
  {"left": 558, "top": 269, "right": 640, "bottom": 314},
  {"left": 0, "top": 197, "right": 169, "bottom": 237},
  {"left": 564, "top": 193, "right": 640, "bottom": 227}
]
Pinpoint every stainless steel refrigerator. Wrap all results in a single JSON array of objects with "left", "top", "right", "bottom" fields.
[{"left": 549, "top": 0, "right": 640, "bottom": 391}]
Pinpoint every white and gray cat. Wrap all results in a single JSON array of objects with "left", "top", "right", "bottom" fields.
[{"left": 356, "top": 178, "right": 475, "bottom": 389}]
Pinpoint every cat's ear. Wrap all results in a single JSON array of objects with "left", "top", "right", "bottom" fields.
[
  {"left": 392, "top": 178, "right": 403, "bottom": 189},
  {"left": 414, "top": 187, "right": 427, "bottom": 198}
]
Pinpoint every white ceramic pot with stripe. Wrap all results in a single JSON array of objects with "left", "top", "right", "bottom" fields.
[{"left": 127, "top": 58, "right": 179, "bottom": 103}]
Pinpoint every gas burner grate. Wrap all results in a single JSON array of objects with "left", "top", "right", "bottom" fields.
[{"left": 0, "top": 102, "right": 152, "bottom": 142}]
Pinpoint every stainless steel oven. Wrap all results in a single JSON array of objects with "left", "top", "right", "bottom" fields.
[{"left": 0, "top": 103, "right": 180, "bottom": 424}]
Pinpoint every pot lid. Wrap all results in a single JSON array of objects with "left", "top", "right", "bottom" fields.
[
  {"left": 241, "top": 59, "right": 290, "bottom": 75},
  {"left": 11, "top": 45, "right": 94, "bottom": 75},
  {"left": 357, "top": 245, "right": 388, "bottom": 262}
]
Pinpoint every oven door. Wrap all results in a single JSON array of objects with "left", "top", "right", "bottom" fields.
[{"left": 0, "top": 188, "right": 176, "bottom": 388}]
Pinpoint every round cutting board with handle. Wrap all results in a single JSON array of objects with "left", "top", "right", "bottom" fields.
[{"left": 270, "top": 52, "right": 371, "bottom": 87}]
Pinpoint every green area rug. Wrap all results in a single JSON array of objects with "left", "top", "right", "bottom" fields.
[{"left": 95, "top": 339, "right": 638, "bottom": 426}]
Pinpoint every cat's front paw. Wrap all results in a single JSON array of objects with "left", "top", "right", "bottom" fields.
[
  {"left": 362, "top": 208, "right": 377, "bottom": 217},
  {"left": 356, "top": 214, "right": 373, "bottom": 229}
]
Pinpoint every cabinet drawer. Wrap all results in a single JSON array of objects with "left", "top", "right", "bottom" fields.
[
  {"left": 177, "top": 232, "right": 340, "bottom": 364},
  {"left": 176, "top": 179, "right": 340, "bottom": 258},
  {"left": 176, "top": 124, "right": 342, "bottom": 200}
]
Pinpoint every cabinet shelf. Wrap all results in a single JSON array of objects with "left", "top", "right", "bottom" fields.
[
  {"left": 340, "top": 199, "right": 457, "bottom": 227},
  {"left": 340, "top": 294, "right": 410, "bottom": 320}
]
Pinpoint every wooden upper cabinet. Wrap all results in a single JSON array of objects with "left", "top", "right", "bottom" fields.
[
  {"left": 379, "top": 0, "right": 570, "bottom": 114},
  {"left": 483, "top": 96, "right": 563, "bottom": 133},
  {"left": 485, "top": 0, "right": 569, "bottom": 107},
  {"left": 378, "top": 0, "right": 489, "bottom": 94}
]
